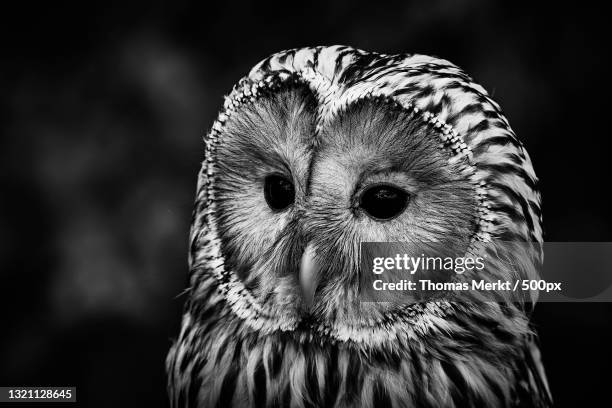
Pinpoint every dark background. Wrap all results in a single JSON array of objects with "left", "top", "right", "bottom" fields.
[{"left": 1, "top": 1, "right": 610, "bottom": 406}]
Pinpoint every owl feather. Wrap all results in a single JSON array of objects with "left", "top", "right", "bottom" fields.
[{"left": 167, "top": 46, "right": 551, "bottom": 408}]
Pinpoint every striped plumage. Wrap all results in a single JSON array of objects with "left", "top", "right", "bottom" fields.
[{"left": 167, "top": 46, "right": 551, "bottom": 407}]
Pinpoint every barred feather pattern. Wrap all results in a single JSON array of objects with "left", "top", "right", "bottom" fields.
[{"left": 167, "top": 46, "right": 551, "bottom": 407}]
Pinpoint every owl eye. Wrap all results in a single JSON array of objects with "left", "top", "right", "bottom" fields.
[
  {"left": 264, "top": 175, "right": 295, "bottom": 211},
  {"left": 359, "top": 184, "right": 409, "bottom": 221}
]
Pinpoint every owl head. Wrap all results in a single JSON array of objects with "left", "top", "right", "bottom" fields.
[{"left": 189, "top": 46, "right": 542, "bottom": 340}]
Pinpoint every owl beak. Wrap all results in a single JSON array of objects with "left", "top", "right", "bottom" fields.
[{"left": 299, "top": 244, "right": 320, "bottom": 309}]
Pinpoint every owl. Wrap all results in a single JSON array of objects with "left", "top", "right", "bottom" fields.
[{"left": 166, "top": 46, "right": 552, "bottom": 408}]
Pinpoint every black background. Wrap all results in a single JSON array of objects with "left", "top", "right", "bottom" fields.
[{"left": 1, "top": 1, "right": 610, "bottom": 407}]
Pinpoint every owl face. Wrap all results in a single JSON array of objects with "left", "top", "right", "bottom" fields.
[
  {"left": 214, "top": 84, "right": 477, "bottom": 324},
  {"left": 190, "top": 46, "right": 543, "bottom": 338}
]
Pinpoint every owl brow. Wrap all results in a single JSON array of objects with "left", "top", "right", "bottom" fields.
[
  {"left": 246, "top": 147, "right": 293, "bottom": 179},
  {"left": 352, "top": 165, "right": 413, "bottom": 199}
]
